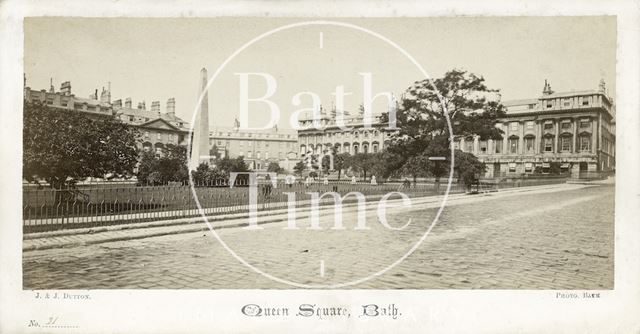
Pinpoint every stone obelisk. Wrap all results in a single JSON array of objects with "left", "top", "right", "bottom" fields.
[{"left": 189, "top": 68, "right": 211, "bottom": 171}]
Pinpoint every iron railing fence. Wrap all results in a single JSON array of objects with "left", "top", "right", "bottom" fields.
[{"left": 23, "top": 177, "right": 567, "bottom": 233}]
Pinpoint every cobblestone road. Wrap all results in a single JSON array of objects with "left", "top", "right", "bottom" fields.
[{"left": 23, "top": 185, "right": 614, "bottom": 289}]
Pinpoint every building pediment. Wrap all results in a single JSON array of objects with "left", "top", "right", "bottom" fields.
[{"left": 139, "top": 118, "right": 180, "bottom": 131}]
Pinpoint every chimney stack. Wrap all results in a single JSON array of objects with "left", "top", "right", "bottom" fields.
[
  {"left": 166, "top": 98, "right": 176, "bottom": 116},
  {"left": 137, "top": 101, "right": 146, "bottom": 110},
  {"left": 60, "top": 81, "right": 71, "bottom": 96},
  {"left": 100, "top": 86, "right": 111, "bottom": 104},
  {"left": 151, "top": 100, "right": 161, "bottom": 112},
  {"left": 125, "top": 97, "right": 132, "bottom": 109},
  {"left": 113, "top": 99, "right": 122, "bottom": 109}
]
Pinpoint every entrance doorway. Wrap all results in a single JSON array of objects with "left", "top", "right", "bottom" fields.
[{"left": 493, "top": 163, "right": 501, "bottom": 178}]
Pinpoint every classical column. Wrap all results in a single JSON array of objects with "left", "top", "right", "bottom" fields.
[
  {"left": 554, "top": 119, "right": 559, "bottom": 153},
  {"left": 573, "top": 118, "right": 578, "bottom": 153},
  {"left": 518, "top": 122, "right": 524, "bottom": 154},
  {"left": 536, "top": 121, "right": 542, "bottom": 154},
  {"left": 473, "top": 136, "right": 479, "bottom": 155}
]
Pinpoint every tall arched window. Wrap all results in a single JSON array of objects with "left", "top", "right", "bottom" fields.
[
  {"left": 524, "top": 135, "right": 535, "bottom": 154},
  {"left": 508, "top": 136, "right": 519, "bottom": 154}
]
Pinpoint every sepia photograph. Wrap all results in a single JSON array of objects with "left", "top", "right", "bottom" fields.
[
  {"left": 20, "top": 16, "right": 616, "bottom": 290},
  {"left": 1, "top": 1, "right": 639, "bottom": 333}
]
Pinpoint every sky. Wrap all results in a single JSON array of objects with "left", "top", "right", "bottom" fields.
[{"left": 24, "top": 17, "right": 616, "bottom": 130}]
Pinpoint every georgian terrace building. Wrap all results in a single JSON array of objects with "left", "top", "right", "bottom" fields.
[
  {"left": 113, "top": 97, "right": 190, "bottom": 156},
  {"left": 24, "top": 79, "right": 114, "bottom": 119},
  {"left": 24, "top": 78, "right": 191, "bottom": 158},
  {"left": 455, "top": 80, "right": 615, "bottom": 178},
  {"left": 209, "top": 125, "right": 298, "bottom": 170},
  {"left": 297, "top": 106, "right": 398, "bottom": 156}
]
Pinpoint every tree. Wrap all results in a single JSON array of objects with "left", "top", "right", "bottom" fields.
[
  {"left": 454, "top": 150, "right": 486, "bottom": 189},
  {"left": 347, "top": 153, "right": 379, "bottom": 181},
  {"left": 136, "top": 150, "right": 158, "bottom": 185},
  {"left": 156, "top": 144, "right": 189, "bottom": 183},
  {"left": 23, "top": 102, "right": 139, "bottom": 189},
  {"left": 399, "top": 154, "right": 431, "bottom": 184},
  {"left": 380, "top": 69, "right": 505, "bottom": 179},
  {"left": 136, "top": 144, "right": 189, "bottom": 185},
  {"left": 215, "top": 156, "right": 250, "bottom": 185},
  {"left": 293, "top": 160, "right": 306, "bottom": 176},
  {"left": 267, "top": 162, "right": 284, "bottom": 174},
  {"left": 334, "top": 153, "right": 350, "bottom": 180}
]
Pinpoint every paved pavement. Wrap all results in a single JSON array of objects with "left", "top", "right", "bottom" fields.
[{"left": 23, "top": 184, "right": 614, "bottom": 289}]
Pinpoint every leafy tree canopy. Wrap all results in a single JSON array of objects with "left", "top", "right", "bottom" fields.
[
  {"left": 23, "top": 102, "right": 139, "bottom": 188},
  {"left": 381, "top": 69, "right": 505, "bottom": 179}
]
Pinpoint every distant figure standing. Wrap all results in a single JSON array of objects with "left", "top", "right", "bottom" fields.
[
  {"left": 305, "top": 176, "right": 311, "bottom": 188},
  {"left": 323, "top": 176, "right": 329, "bottom": 185},
  {"left": 351, "top": 175, "right": 357, "bottom": 185},
  {"left": 285, "top": 174, "right": 295, "bottom": 188},
  {"left": 370, "top": 175, "right": 377, "bottom": 185}
]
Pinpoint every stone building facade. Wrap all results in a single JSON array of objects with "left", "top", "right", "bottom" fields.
[
  {"left": 297, "top": 107, "right": 397, "bottom": 157},
  {"left": 456, "top": 80, "right": 615, "bottom": 178},
  {"left": 209, "top": 125, "right": 298, "bottom": 170},
  {"left": 24, "top": 80, "right": 113, "bottom": 119},
  {"left": 113, "top": 97, "right": 190, "bottom": 156},
  {"left": 24, "top": 78, "right": 190, "bottom": 158}
]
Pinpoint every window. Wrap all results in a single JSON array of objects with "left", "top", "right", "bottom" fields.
[
  {"left": 494, "top": 140, "right": 502, "bottom": 154},
  {"left": 510, "top": 122, "right": 518, "bottom": 131},
  {"left": 479, "top": 141, "right": 487, "bottom": 153},
  {"left": 561, "top": 122, "right": 571, "bottom": 130},
  {"left": 580, "top": 120, "right": 591, "bottom": 128},
  {"left": 265, "top": 152, "right": 269, "bottom": 159},
  {"left": 525, "top": 163, "right": 533, "bottom": 172},
  {"left": 144, "top": 131, "right": 149, "bottom": 139},
  {"left": 278, "top": 152, "right": 283, "bottom": 159},
  {"left": 544, "top": 137, "right": 553, "bottom": 152},
  {"left": 580, "top": 136, "right": 591, "bottom": 152},
  {"left": 546, "top": 101, "right": 553, "bottom": 108},
  {"left": 526, "top": 121, "right": 534, "bottom": 129},
  {"left": 509, "top": 137, "right": 518, "bottom": 154},
  {"left": 563, "top": 100, "right": 571, "bottom": 107},
  {"left": 129, "top": 116, "right": 134, "bottom": 122},
  {"left": 257, "top": 152, "right": 261, "bottom": 159},
  {"left": 543, "top": 122, "right": 553, "bottom": 130},
  {"left": 561, "top": 136, "right": 572, "bottom": 152},
  {"left": 528, "top": 104, "right": 536, "bottom": 109},
  {"left": 525, "top": 137, "right": 535, "bottom": 153},
  {"left": 453, "top": 140, "right": 460, "bottom": 150},
  {"left": 582, "top": 98, "right": 589, "bottom": 106},
  {"left": 247, "top": 151, "right": 252, "bottom": 158},
  {"left": 217, "top": 140, "right": 222, "bottom": 145},
  {"left": 157, "top": 133, "right": 162, "bottom": 140},
  {"left": 509, "top": 163, "right": 517, "bottom": 172}
]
